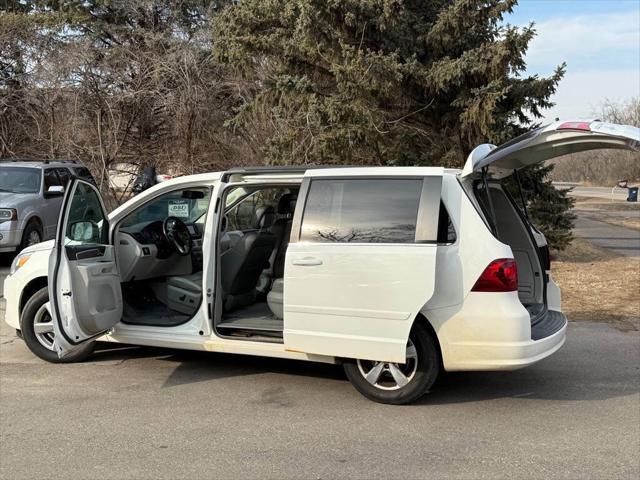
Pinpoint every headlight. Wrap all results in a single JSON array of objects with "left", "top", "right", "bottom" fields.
[
  {"left": 10, "top": 253, "right": 31, "bottom": 275},
  {"left": 0, "top": 208, "right": 17, "bottom": 221}
]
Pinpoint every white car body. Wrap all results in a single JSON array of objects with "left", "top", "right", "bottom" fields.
[{"left": 3, "top": 119, "right": 639, "bottom": 402}]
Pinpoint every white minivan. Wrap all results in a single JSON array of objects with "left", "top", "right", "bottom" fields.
[{"left": 4, "top": 120, "right": 639, "bottom": 404}]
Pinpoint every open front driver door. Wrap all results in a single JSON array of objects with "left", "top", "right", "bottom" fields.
[{"left": 49, "top": 179, "right": 122, "bottom": 359}]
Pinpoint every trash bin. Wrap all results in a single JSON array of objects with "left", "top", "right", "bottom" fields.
[{"left": 628, "top": 187, "right": 639, "bottom": 202}]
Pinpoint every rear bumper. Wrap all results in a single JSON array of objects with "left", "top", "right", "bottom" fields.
[
  {"left": 427, "top": 291, "right": 568, "bottom": 372},
  {"left": 444, "top": 317, "right": 566, "bottom": 371}
]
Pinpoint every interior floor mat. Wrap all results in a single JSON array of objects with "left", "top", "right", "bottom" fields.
[{"left": 121, "top": 281, "right": 190, "bottom": 326}]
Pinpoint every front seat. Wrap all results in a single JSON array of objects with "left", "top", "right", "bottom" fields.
[
  {"left": 167, "top": 271, "right": 203, "bottom": 315},
  {"left": 221, "top": 206, "right": 277, "bottom": 311}
]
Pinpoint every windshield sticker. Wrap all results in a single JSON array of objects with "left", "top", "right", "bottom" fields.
[{"left": 168, "top": 200, "right": 190, "bottom": 218}]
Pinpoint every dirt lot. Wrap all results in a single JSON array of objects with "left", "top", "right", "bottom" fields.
[
  {"left": 573, "top": 196, "right": 640, "bottom": 230},
  {"left": 552, "top": 237, "right": 639, "bottom": 332}
]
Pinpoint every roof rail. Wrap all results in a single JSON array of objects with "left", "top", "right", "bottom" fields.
[
  {"left": 0, "top": 158, "right": 35, "bottom": 163},
  {"left": 0, "top": 158, "right": 79, "bottom": 164},
  {"left": 221, "top": 165, "right": 357, "bottom": 182}
]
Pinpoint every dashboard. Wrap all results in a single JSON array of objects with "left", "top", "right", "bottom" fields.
[{"left": 117, "top": 220, "right": 204, "bottom": 282}]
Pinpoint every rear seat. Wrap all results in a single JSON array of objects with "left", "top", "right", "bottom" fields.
[{"left": 266, "top": 193, "right": 297, "bottom": 319}]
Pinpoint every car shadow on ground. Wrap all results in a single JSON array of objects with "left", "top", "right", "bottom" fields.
[
  {"left": 91, "top": 343, "right": 347, "bottom": 386},
  {"left": 90, "top": 340, "right": 639, "bottom": 405}
]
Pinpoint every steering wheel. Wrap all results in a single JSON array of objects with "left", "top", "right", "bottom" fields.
[{"left": 163, "top": 216, "right": 192, "bottom": 256}]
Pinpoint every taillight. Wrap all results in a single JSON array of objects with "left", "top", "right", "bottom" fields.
[
  {"left": 557, "top": 121, "right": 591, "bottom": 131},
  {"left": 472, "top": 259, "right": 518, "bottom": 292}
]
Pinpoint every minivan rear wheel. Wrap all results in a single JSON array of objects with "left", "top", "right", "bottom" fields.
[
  {"left": 343, "top": 321, "right": 440, "bottom": 405},
  {"left": 20, "top": 287, "right": 95, "bottom": 363}
]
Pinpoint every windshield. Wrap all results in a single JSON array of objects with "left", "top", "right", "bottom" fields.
[
  {"left": 0, "top": 167, "right": 41, "bottom": 194},
  {"left": 120, "top": 187, "right": 211, "bottom": 230}
]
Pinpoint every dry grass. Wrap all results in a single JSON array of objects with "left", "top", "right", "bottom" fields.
[{"left": 552, "top": 238, "right": 639, "bottom": 331}]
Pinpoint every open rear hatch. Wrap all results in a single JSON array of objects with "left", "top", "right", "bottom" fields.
[
  {"left": 462, "top": 120, "right": 640, "bottom": 178},
  {"left": 463, "top": 119, "right": 639, "bottom": 339}
]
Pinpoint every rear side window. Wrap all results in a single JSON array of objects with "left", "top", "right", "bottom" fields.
[
  {"left": 73, "top": 166, "right": 95, "bottom": 184},
  {"left": 437, "top": 203, "right": 457, "bottom": 244},
  {"left": 300, "top": 179, "right": 423, "bottom": 244},
  {"left": 54, "top": 168, "right": 71, "bottom": 187}
]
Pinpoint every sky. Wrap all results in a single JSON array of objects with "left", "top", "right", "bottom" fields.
[{"left": 505, "top": 0, "right": 640, "bottom": 121}]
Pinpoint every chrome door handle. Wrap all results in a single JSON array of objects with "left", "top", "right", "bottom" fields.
[{"left": 291, "top": 257, "right": 323, "bottom": 266}]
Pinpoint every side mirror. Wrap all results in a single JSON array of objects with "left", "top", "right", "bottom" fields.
[
  {"left": 45, "top": 185, "right": 65, "bottom": 198},
  {"left": 68, "top": 221, "right": 99, "bottom": 243}
]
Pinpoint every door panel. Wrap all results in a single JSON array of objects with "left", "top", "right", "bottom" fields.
[
  {"left": 49, "top": 179, "right": 122, "bottom": 359},
  {"left": 284, "top": 176, "right": 442, "bottom": 363}
]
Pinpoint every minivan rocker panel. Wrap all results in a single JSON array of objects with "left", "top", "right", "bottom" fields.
[{"left": 3, "top": 119, "right": 639, "bottom": 404}]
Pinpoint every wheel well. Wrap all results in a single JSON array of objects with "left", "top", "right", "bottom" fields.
[
  {"left": 19, "top": 277, "right": 48, "bottom": 318},
  {"left": 25, "top": 216, "right": 43, "bottom": 232},
  {"left": 413, "top": 313, "right": 443, "bottom": 365}
]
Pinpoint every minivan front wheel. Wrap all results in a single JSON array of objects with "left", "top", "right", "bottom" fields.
[
  {"left": 20, "top": 287, "right": 95, "bottom": 363},
  {"left": 343, "top": 322, "right": 440, "bottom": 404}
]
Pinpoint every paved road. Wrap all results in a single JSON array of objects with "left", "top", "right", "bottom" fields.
[
  {"left": 555, "top": 184, "right": 632, "bottom": 201},
  {"left": 1, "top": 259, "right": 639, "bottom": 479},
  {"left": 574, "top": 214, "right": 640, "bottom": 256},
  {"left": 1, "top": 317, "right": 638, "bottom": 479}
]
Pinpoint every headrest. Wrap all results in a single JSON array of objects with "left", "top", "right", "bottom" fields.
[
  {"left": 253, "top": 206, "right": 275, "bottom": 229},
  {"left": 277, "top": 193, "right": 298, "bottom": 215}
]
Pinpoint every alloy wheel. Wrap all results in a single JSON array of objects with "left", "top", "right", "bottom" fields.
[
  {"left": 26, "top": 230, "right": 41, "bottom": 246},
  {"left": 356, "top": 339, "right": 418, "bottom": 391},
  {"left": 32, "top": 303, "right": 55, "bottom": 351}
]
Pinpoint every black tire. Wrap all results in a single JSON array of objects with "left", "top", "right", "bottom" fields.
[
  {"left": 343, "top": 321, "right": 441, "bottom": 405},
  {"left": 19, "top": 221, "right": 43, "bottom": 251},
  {"left": 20, "top": 287, "right": 95, "bottom": 363}
]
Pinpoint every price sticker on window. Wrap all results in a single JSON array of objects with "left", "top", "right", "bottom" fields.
[{"left": 168, "top": 200, "right": 190, "bottom": 218}]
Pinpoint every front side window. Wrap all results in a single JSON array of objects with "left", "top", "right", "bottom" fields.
[
  {"left": 120, "top": 187, "right": 211, "bottom": 229},
  {"left": 300, "top": 179, "right": 423, "bottom": 243},
  {"left": 55, "top": 168, "right": 71, "bottom": 188},
  {"left": 65, "top": 182, "right": 108, "bottom": 245},
  {"left": 44, "top": 168, "right": 62, "bottom": 190},
  {"left": 0, "top": 167, "right": 41, "bottom": 194}
]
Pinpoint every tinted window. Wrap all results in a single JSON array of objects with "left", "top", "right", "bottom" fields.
[
  {"left": 437, "top": 203, "right": 457, "bottom": 244},
  {"left": 300, "top": 179, "right": 422, "bottom": 243},
  {"left": 0, "top": 167, "right": 41, "bottom": 194},
  {"left": 55, "top": 168, "right": 71, "bottom": 188},
  {"left": 73, "top": 166, "right": 95, "bottom": 183},
  {"left": 44, "top": 168, "right": 62, "bottom": 190}
]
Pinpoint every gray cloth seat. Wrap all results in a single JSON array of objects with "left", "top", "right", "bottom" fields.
[
  {"left": 267, "top": 278, "right": 284, "bottom": 319},
  {"left": 265, "top": 194, "right": 297, "bottom": 319},
  {"left": 221, "top": 206, "right": 277, "bottom": 311},
  {"left": 166, "top": 271, "right": 203, "bottom": 315}
]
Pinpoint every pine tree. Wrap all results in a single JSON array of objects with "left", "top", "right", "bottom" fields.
[{"left": 214, "top": 0, "right": 575, "bottom": 249}]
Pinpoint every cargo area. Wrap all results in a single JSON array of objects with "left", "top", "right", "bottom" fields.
[{"left": 470, "top": 179, "right": 566, "bottom": 340}]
